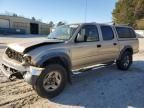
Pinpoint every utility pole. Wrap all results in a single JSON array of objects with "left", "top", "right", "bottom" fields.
[{"left": 84, "top": 0, "right": 87, "bottom": 22}]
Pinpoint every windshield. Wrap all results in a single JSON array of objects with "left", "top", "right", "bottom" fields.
[{"left": 48, "top": 24, "right": 79, "bottom": 41}]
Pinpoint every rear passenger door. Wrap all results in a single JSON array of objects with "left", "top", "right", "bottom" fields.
[{"left": 99, "top": 25, "right": 119, "bottom": 62}]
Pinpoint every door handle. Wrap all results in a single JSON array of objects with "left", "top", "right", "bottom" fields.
[
  {"left": 113, "top": 43, "right": 117, "bottom": 46},
  {"left": 97, "top": 44, "right": 101, "bottom": 48}
]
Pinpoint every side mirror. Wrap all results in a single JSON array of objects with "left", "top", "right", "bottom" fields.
[
  {"left": 76, "top": 29, "right": 85, "bottom": 42},
  {"left": 76, "top": 33, "right": 84, "bottom": 42}
]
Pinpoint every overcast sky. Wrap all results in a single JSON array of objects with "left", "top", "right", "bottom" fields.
[{"left": 0, "top": 0, "right": 116, "bottom": 23}]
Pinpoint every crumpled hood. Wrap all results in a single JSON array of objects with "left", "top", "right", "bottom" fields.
[{"left": 8, "top": 39, "right": 64, "bottom": 53}]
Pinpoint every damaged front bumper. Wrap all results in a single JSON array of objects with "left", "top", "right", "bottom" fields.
[
  {"left": 23, "top": 66, "right": 44, "bottom": 85},
  {"left": 1, "top": 58, "right": 44, "bottom": 85}
]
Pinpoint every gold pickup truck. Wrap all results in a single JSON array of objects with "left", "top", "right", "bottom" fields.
[{"left": 1, "top": 23, "right": 139, "bottom": 98}]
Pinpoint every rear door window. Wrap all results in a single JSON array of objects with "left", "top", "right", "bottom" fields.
[{"left": 101, "top": 26, "right": 114, "bottom": 40}]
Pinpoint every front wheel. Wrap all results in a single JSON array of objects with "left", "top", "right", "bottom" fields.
[
  {"left": 116, "top": 51, "right": 133, "bottom": 70},
  {"left": 34, "top": 64, "right": 67, "bottom": 98}
]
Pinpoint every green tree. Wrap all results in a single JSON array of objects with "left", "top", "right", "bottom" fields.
[
  {"left": 32, "top": 17, "right": 36, "bottom": 21},
  {"left": 134, "top": 0, "right": 144, "bottom": 19},
  {"left": 57, "top": 21, "right": 66, "bottom": 26},
  {"left": 49, "top": 21, "right": 54, "bottom": 28},
  {"left": 113, "top": 0, "right": 144, "bottom": 27},
  {"left": 12, "top": 13, "right": 18, "bottom": 17}
]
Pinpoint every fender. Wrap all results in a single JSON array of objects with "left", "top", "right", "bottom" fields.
[
  {"left": 34, "top": 52, "right": 72, "bottom": 83},
  {"left": 118, "top": 45, "right": 133, "bottom": 60},
  {"left": 35, "top": 52, "right": 72, "bottom": 69}
]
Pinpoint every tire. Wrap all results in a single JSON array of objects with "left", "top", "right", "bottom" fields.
[
  {"left": 116, "top": 51, "right": 133, "bottom": 70},
  {"left": 34, "top": 64, "right": 67, "bottom": 98}
]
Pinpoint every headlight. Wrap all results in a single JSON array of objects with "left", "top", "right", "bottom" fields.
[{"left": 22, "top": 55, "right": 31, "bottom": 65}]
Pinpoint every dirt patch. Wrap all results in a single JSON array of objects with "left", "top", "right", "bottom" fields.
[{"left": 0, "top": 74, "right": 41, "bottom": 108}]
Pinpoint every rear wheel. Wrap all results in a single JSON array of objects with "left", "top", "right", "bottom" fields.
[
  {"left": 116, "top": 51, "right": 133, "bottom": 70},
  {"left": 35, "top": 64, "right": 67, "bottom": 98}
]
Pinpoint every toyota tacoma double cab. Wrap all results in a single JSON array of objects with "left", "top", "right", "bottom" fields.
[{"left": 1, "top": 23, "right": 139, "bottom": 98}]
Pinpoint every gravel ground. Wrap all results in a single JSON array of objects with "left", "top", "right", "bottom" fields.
[{"left": 0, "top": 35, "right": 144, "bottom": 108}]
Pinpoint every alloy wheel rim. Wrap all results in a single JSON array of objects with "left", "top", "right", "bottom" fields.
[
  {"left": 123, "top": 56, "right": 130, "bottom": 67},
  {"left": 43, "top": 71, "right": 62, "bottom": 92}
]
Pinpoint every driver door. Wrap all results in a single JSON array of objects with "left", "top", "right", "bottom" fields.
[{"left": 71, "top": 24, "right": 101, "bottom": 69}]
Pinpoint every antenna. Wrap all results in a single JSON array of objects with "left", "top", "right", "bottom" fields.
[{"left": 84, "top": 0, "right": 87, "bottom": 22}]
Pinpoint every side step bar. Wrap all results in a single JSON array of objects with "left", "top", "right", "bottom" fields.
[{"left": 72, "top": 62, "right": 114, "bottom": 75}]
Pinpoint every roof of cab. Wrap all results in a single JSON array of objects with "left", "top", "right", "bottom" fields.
[{"left": 69, "top": 22, "right": 133, "bottom": 28}]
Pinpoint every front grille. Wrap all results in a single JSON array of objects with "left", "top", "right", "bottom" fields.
[{"left": 5, "top": 48, "right": 23, "bottom": 63}]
